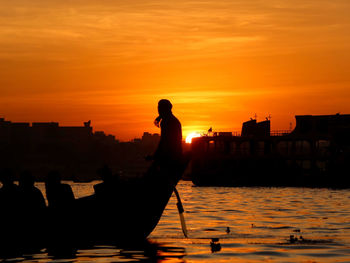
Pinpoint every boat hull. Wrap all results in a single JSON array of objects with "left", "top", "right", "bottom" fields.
[{"left": 0, "top": 163, "right": 187, "bottom": 257}]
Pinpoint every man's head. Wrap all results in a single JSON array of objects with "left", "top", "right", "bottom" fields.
[
  {"left": 158, "top": 99, "right": 172, "bottom": 118},
  {"left": 0, "top": 169, "right": 14, "bottom": 186},
  {"left": 46, "top": 170, "right": 61, "bottom": 187},
  {"left": 97, "top": 165, "right": 113, "bottom": 182},
  {"left": 19, "top": 170, "right": 35, "bottom": 188}
]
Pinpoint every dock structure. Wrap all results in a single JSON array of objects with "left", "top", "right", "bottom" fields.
[{"left": 191, "top": 114, "right": 350, "bottom": 187}]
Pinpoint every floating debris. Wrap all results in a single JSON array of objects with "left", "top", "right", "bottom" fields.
[
  {"left": 286, "top": 234, "right": 333, "bottom": 245},
  {"left": 226, "top": 227, "right": 230, "bottom": 234},
  {"left": 210, "top": 238, "right": 221, "bottom": 253},
  {"left": 289, "top": 235, "right": 299, "bottom": 243},
  {"left": 204, "top": 228, "right": 217, "bottom": 232}
]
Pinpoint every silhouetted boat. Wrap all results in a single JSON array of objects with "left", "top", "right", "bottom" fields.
[
  {"left": 45, "top": 160, "right": 189, "bottom": 248},
  {"left": 191, "top": 114, "right": 350, "bottom": 187},
  {"left": 0, "top": 161, "right": 188, "bottom": 257}
]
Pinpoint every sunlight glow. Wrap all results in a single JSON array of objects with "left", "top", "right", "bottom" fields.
[
  {"left": 2, "top": 0, "right": 350, "bottom": 140},
  {"left": 185, "top": 132, "right": 202, "bottom": 143}
]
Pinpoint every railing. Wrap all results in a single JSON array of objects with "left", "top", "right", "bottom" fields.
[
  {"left": 232, "top": 131, "right": 241, "bottom": 137},
  {"left": 270, "top": 130, "right": 292, "bottom": 136},
  {"left": 203, "top": 130, "right": 292, "bottom": 137}
]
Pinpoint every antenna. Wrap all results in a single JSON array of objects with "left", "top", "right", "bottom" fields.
[
  {"left": 254, "top": 113, "right": 257, "bottom": 120},
  {"left": 208, "top": 127, "right": 212, "bottom": 136}
]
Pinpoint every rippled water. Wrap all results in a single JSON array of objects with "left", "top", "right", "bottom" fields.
[{"left": 4, "top": 181, "right": 350, "bottom": 262}]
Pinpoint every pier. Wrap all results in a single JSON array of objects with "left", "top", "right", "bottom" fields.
[{"left": 191, "top": 114, "right": 350, "bottom": 187}]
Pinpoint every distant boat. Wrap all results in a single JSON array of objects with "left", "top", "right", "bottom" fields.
[{"left": 190, "top": 114, "right": 350, "bottom": 188}]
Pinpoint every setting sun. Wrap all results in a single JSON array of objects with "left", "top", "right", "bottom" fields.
[{"left": 185, "top": 132, "right": 202, "bottom": 144}]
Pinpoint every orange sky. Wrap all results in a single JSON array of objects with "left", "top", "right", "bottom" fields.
[{"left": 1, "top": 0, "right": 350, "bottom": 140}]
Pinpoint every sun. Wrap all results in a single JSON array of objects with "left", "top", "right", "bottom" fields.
[{"left": 185, "top": 132, "right": 202, "bottom": 143}]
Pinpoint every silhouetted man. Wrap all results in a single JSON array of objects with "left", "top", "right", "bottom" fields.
[
  {"left": 45, "top": 171, "right": 76, "bottom": 249},
  {"left": 19, "top": 170, "right": 46, "bottom": 213},
  {"left": 0, "top": 169, "right": 20, "bottom": 217},
  {"left": 0, "top": 169, "right": 21, "bottom": 246},
  {"left": 94, "top": 165, "right": 119, "bottom": 199},
  {"left": 18, "top": 170, "right": 46, "bottom": 248},
  {"left": 153, "top": 99, "right": 183, "bottom": 166},
  {"left": 45, "top": 171, "right": 75, "bottom": 210},
  {"left": 0, "top": 169, "right": 20, "bottom": 210},
  {"left": 140, "top": 100, "right": 184, "bottom": 230}
]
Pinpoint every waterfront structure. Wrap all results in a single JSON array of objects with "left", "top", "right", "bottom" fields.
[
  {"left": 0, "top": 118, "right": 159, "bottom": 181},
  {"left": 0, "top": 118, "right": 93, "bottom": 148},
  {"left": 191, "top": 114, "right": 350, "bottom": 187}
]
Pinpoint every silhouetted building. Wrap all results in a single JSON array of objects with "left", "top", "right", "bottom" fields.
[
  {"left": 0, "top": 118, "right": 98, "bottom": 180},
  {"left": 0, "top": 118, "right": 93, "bottom": 145},
  {"left": 94, "top": 131, "right": 118, "bottom": 144},
  {"left": 241, "top": 119, "right": 256, "bottom": 136},
  {"left": 241, "top": 119, "right": 270, "bottom": 137},
  {"left": 142, "top": 132, "right": 160, "bottom": 146},
  {"left": 292, "top": 114, "right": 350, "bottom": 136},
  {"left": 0, "top": 118, "right": 11, "bottom": 144},
  {"left": 0, "top": 117, "right": 162, "bottom": 181},
  {"left": 191, "top": 114, "right": 350, "bottom": 187},
  {"left": 217, "top": 132, "right": 233, "bottom": 137}
]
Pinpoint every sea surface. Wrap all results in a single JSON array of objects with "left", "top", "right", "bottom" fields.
[{"left": 4, "top": 181, "right": 350, "bottom": 262}]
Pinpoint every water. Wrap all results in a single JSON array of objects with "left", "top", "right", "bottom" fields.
[{"left": 5, "top": 181, "right": 350, "bottom": 262}]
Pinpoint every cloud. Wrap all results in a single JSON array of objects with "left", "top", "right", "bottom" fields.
[{"left": 1, "top": 0, "right": 349, "bottom": 67}]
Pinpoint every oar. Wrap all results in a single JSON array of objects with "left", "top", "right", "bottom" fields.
[{"left": 174, "top": 187, "right": 188, "bottom": 238}]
